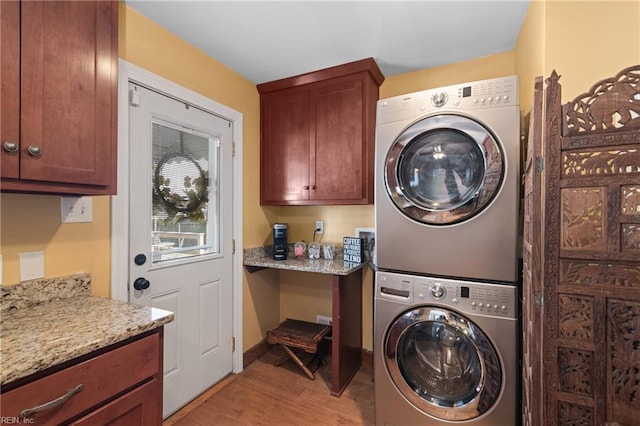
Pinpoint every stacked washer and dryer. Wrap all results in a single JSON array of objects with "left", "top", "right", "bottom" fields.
[{"left": 373, "top": 76, "right": 520, "bottom": 425}]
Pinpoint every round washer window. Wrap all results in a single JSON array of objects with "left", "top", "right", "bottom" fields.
[
  {"left": 398, "top": 321, "right": 483, "bottom": 405},
  {"left": 385, "top": 114, "right": 505, "bottom": 225},
  {"left": 385, "top": 307, "right": 503, "bottom": 421}
]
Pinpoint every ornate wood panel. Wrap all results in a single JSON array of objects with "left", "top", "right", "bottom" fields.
[
  {"left": 522, "top": 76, "right": 545, "bottom": 426},
  {"left": 532, "top": 66, "right": 640, "bottom": 425}
]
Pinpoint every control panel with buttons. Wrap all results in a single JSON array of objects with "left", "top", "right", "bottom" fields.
[
  {"left": 376, "top": 75, "right": 518, "bottom": 125},
  {"left": 413, "top": 275, "right": 516, "bottom": 318},
  {"left": 377, "top": 271, "right": 517, "bottom": 319},
  {"left": 417, "top": 76, "right": 517, "bottom": 112}
]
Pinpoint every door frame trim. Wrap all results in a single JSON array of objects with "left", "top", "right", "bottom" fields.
[{"left": 111, "top": 59, "right": 244, "bottom": 373}]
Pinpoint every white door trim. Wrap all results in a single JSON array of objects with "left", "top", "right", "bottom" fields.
[{"left": 111, "top": 59, "right": 244, "bottom": 373}]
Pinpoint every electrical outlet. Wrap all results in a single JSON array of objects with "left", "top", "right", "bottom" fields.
[
  {"left": 19, "top": 251, "right": 45, "bottom": 281},
  {"left": 355, "top": 227, "right": 375, "bottom": 249},
  {"left": 316, "top": 314, "right": 332, "bottom": 325},
  {"left": 315, "top": 220, "right": 324, "bottom": 234}
]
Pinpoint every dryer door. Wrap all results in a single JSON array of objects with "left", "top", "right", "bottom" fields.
[
  {"left": 384, "top": 306, "right": 503, "bottom": 421},
  {"left": 384, "top": 114, "right": 504, "bottom": 225}
]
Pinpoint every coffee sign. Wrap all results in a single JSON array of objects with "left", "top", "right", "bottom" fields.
[{"left": 343, "top": 237, "right": 364, "bottom": 263}]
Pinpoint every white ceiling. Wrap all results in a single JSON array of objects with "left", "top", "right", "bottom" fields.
[{"left": 127, "top": 0, "right": 531, "bottom": 85}]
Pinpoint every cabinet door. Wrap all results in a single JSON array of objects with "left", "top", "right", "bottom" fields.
[
  {"left": 70, "top": 379, "right": 161, "bottom": 426},
  {"left": 260, "top": 89, "right": 311, "bottom": 204},
  {"left": 310, "top": 75, "right": 366, "bottom": 203},
  {"left": 19, "top": 1, "right": 117, "bottom": 187},
  {"left": 0, "top": 0, "right": 20, "bottom": 178}
]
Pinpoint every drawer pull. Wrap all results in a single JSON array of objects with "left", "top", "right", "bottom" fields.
[
  {"left": 27, "top": 145, "right": 42, "bottom": 157},
  {"left": 20, "top": 384, "right": 84, "bottom": 418},
  {"left": 3, "top": 141, "right": 18, "bottom": 153}
]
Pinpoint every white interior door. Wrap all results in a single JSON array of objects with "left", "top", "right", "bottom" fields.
[{"left": 128, "top": 83, "right": 234, "bottom": 417}]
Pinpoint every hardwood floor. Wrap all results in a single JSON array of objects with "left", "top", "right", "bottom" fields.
[{"left": 164, "top": 346, "right": 375, "bottom": 425}]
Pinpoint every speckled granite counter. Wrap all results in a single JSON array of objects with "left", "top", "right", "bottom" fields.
[
  {"left": 243, "top": 246, "right": 364, "bottom": 396},
  {"left": 243, "top": 246, "right": 363, "bottom": 275},
  {"left": 0, "top": 274, "right": 174, "bottom": 386}
]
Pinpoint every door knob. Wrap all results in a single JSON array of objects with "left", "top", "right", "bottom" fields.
[{"left": 133, "top": 277, "right": 150, "bottom": 291}]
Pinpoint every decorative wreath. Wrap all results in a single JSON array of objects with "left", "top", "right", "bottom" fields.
[{"left": 153, "top": 153, "right": 208, "bottom": 220}]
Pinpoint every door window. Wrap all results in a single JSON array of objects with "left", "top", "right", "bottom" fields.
[
  {"left": 385, "top": 114, "right": 504, "bottom": 225},
  {"left": 151, "top": 120, "right": 220, "bottom": 263}
]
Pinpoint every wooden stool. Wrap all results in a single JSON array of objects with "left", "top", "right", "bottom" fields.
[{"left": 266, "top": 318, "right": 331, "bottom": 380}]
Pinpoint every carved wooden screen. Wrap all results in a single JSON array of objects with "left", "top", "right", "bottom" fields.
[
  {"left": 541, "top": 66, "right": 640, "bottom": 426},
  {"left": 522, "top": 76, "right": 544, "bottom": 426}
]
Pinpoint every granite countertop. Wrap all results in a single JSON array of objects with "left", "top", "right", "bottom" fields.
[
  {"left": 0, "top": 274, "right": 174, "bottom": 386},
  {"left": 244, "top": 246, "right": 364, "bottom": 276}
]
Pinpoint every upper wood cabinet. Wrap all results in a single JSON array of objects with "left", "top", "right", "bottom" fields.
[
  {"left": 0, "top": 0, "right": 118, "bottom": 195},
  {"left": 258, "top": 58, "right": 384, "bottom": 205}
]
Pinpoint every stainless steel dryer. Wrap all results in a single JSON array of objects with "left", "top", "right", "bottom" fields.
[
  {"left": 374, "top": 271, "right": 517, "bottom": 425},
  {"left": 375, "top": 76, "right": 520, "bottom": 283}
]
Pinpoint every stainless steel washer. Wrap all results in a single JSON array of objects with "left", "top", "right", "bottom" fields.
[
  {"left": 374, "top": 271, "right": 517, "bottom": 425},
  {"left": 375, "top": 76, "right": 520, "bottom": 283}
]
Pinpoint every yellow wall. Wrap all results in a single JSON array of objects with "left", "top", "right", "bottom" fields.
[
  {"left": 515, "top": 0, "right": 545, "bottom": 115},
  {"left": 0, "top": 195, "right": 111, "bottom": 294},
  {"left": 544, "top": 0, "right": 640, "bottom": 103},
  {"left": 516, "top": 0, "right": 640, "bottom": 114}
]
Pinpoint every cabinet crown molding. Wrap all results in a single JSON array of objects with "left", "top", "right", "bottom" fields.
[{"left": 257, "top": 57, "right": 384, "bottom": 93}]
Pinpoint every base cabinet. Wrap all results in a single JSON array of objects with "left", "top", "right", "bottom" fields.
[
  {"left": 0, "top": 331, "right": 163, "bottom": 426},
  {"left": 70, "top": 380, "right": 160, "bottom": 425},
  {"left": 258, "top": 58, "right": 384, "bottom": 205}
]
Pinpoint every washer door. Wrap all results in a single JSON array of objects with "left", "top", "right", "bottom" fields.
[
  {"left": 385, "top": 306, "right": 503, "bottom": 421},
  {"left": 385, "top": 114, "right": 504, "bottom": 225}
]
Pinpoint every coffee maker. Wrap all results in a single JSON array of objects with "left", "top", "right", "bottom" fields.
[{"left": 272, "top": 223, "right": 288, "bottom": 260}]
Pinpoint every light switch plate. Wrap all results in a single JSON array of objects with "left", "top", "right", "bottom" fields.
[
  {"left": 61, "top": 196, "right": 93, "bottom": 223},
  {"left": 19, "top": 251, "right": 45, "bottom": 281}
]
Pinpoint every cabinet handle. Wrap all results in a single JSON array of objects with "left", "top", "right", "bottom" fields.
[
  {"left": 20, "top": 384, "right": 84, "bottom": 418},
  {"left": 3, "top": 141, "right": 18, "bottom": 153},
  {"left": 27, "top": 145, "right": 42, "bottom": 157},
  {"left": 303, "top": 185, "right": 310, "bottom": 190},
  {"left": 310, "top": 185, "right": 317, "bottom": 190}
]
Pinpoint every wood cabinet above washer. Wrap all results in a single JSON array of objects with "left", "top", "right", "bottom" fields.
[{"left": 258, "top": 58, "right": 384, "bottom": 205}]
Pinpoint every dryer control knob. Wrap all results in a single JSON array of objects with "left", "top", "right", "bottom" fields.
[
  {"left": 431, "top": 283, "right": 445, "bottom": 299},
  {"left": 431, "top": 92, "right": 448, "bottom": 108}
]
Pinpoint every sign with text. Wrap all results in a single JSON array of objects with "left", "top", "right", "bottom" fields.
[{"left": 343, "top": 237, "right": 364, "bottom": 264}]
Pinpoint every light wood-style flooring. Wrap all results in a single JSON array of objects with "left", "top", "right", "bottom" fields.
[{"left": 164, "top": 347, "right": 374, "bottom": 426}]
